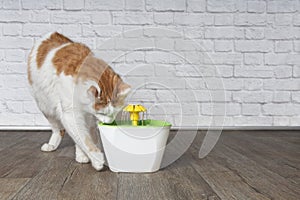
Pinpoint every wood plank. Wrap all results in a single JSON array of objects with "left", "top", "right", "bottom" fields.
[
  {"left": 12, "top": 157, "right": 75, "bottom": 200},
  {"left": 58, "top": 165, "right": 117, "bottom": 200},
  {"left": 189, "top": 132, "right": 272, "bottom": 200},
  {"left": 216, "top": 143, "right": 300, "bottom": 199},
  {"left": 117, "top": 150, "right": 220, "bottom": 200},
  {"left": 221, "top": 132, "right": 300, "bottom": 184},
  {"left": 0, "top": 178, "right": 30, "bottom": 200},
  {"left": 0, "top": 132, "right": 26, "bottom": 151}
]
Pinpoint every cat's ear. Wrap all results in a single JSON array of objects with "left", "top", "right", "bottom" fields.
[
  {"left": 87, "top": 85, "right": 99, "bottom": 99},
  {"left": 117, "top": 82, "right": 131, "bottom": 97}
]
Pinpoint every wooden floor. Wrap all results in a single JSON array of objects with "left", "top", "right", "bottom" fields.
[{"left": 0, "top": 130, "right": 299, "bottom": 200}]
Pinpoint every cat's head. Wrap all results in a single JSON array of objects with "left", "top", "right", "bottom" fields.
[{"left": 87, "top": 80, "right": 131, "bottom": 123}]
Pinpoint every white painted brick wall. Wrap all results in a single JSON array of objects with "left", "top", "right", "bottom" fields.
[{"left": 0, "top": 0, "right": 299, "bottom": 128}]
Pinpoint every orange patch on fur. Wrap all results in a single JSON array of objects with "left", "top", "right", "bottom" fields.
[
  {"left": 60, "top": 130, "right": 65, "bottom": 137},
  {"left": 52, "top": 43, "right": 91, "bottom": 76},
  {"left": 27, "top": 48, "right": 33, "bottom": 85},
  {"left": 36, "top": 32, "right": 72, "bottom": 68},
  {"left": 85, "top": 136, "right": 99, "bottom": 152}
]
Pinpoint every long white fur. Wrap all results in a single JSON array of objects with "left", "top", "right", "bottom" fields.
[{"left": 29, "top": 33, "right": 126, "bottom": 171}]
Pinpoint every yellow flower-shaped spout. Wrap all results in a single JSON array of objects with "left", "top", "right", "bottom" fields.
[{"left": 123, "top": 104, "right": 147, "bottom": 126}]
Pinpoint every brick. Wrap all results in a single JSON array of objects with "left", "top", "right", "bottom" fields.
[
  {"left": 233, "top": 91, "right": 273, "bottom": 103},
  {"left": 23, "top": 24, "right": 52, "bottom": 36},
  {"left": 125, "top": 52, "right": 145, "bottom": 63},
  {"left": 214, "top": 40, "right": 233, "bottom": 52},
  {"left": 207, "top": 0, "right": 236, "bottom": 13},
  {"left": 34, "top": 114, "right": 49, "bottom": 125},
  {"left": 273, "top": 66, "right": 292, "bottom": 78},
  {"left": 235, "top": 40, "right": 272, "bottom": 53},
  {"left": 125, "top": 0, "right": 144, "bottom": 11},
  {"left": 5, "top": 101, "right": 23, "bottom": 113},
  {"left": 154, "top": 13, "right": 173, "bottom": 25},
  {"left": 292, "top": 92, "right": 300, "bottom": 103},
  {"left": 205, "top": 53, "right": 242, "bottom": 65},
  {"left": 113, "top": 12, "right": 152, "bottom": 25},
  {"left": 0, "top": 113, "right": 34, "bottom": 125},
  {"left": 175, "top": 39, "right": 213, "bottom": 51},
  {"left": 290, "top": 116, "right": 300, "bottom": 126},
  {"left": 145, "top": 51, "right": 184, "bottom": 64},
  {"left": 91, "top": 12, "right": 110, "bottom": 25},
  {"left": 61, "top": 24, "right": 82, "bottom": 37},
  {"left": 85, "top": 0, "right": 123, "bottom": 10},
  {"left": 63, "top": 0, "right": 84, "bottom": 10},
  {"left": 154, "top": 38, "right": 174, "bottom": 50},
  {"left": 294, "top": 40, "right": 300, "bottom": 52},
  {"left": 22, "top": 0, "right": 61, "bottom": 10},
  {"left": 144, "top": 28, "right": 181, "bottom": 38},
  {"left": 234, "top": 14, "right": 267, "bottom": 26},
  {"left": 3, "top": 0, "right": 20, "bottom": 10},
  {"left": 0, "top": 11, "right": 31, "bottom": 22},
  {"left": 146, "top": 0, "right": 185, "bottom": 11},
  {"left": 174, "top": 13, "right": 214, "bottom": 26},
  {"left": 262, "top": 104, "right": 299, "bottom": 116},
  {"left": 30, "top": 11, "right": 50, "bottom": 23},
  {"left": 183, "top": 27, "right": 204, "bottom": 39},
  {"left": 205, "top": 27, "right": 243, "bottom": 39},
  {"left": 265, "top": 27, "right": 294, "bottom": 39},
  {"left": 83, "top": 25, "right": 122, "bottom": 37},
  {"left": 1, "top": 88, "right": 33, "bottom": 101},
  {"left": 5, "top": 50, "right": 25, "bottom": 62},
  {"left": 217, "top": 65, "right": 234, "bottom": 78},
  {"left": 294, "top": 14, "right": 300, "bottom": 26},
  {"left": 235, "top": 66, "right": 273, "bottom": 78},
  {"left": 187, "top": 0, "right": 205, "bottom": 12},
  {"left": 273, "top": 117, "right": 290, "bottom": 126},
  {"left": 264, "top": 79, "right": 300, "bottom": 91},
  {"left": 273, "top": 91, "right": 291, "bottom": 103},
  {"left": 115, "top": 38, "right": 154, "bottom": 50},
  {"left": 24, "top": 101, "right": 41, "bottom": 114},
  {"left": 233, "top": 116, "right": 273, "bottom": 126},
  {"left": 214, "top": 14, "right": 233, "bottom": 26},
  {"left": 267, "top": 0, "right": 297, "bottom": 13},
  {"left": 2, "top": 23, "right": 22, "bottom": 36},
  {"left": 245, "top": 28, "right": 264, "bottom": 39},
  {"left": 52, "top": 13, "right": 91, "bottom": 24},
  {"left": 123, "top": 26, "right": 144, "bottom": 38},
  {"left": 265, "top": 54, "right": 288, "bottom": 65},
  {"left": 2, "top": 62, "right": 27, "bottom": 74},
  {"left": 247, "top": 1, "right": 266, "bottom": 13},
  {"left": 244, "top": 53, "right": 263, "bottom": 65},
  {"left": 201, "top": 103, "right": 240, "bottom": 116},
  {"left": 275, "top": 41, "right": 293, "bottom": 53},
  {"left": 244, "top": 79, "right": 263, "bottom": 91},
  {"left": 286, "top": 54, "right": 300, "bottom": 65},
  {"left": 242, "top": 104, "right": 261, "bottom": 116},
  {"left": 294, "top": 66, "right": 300, "bottom": 77},
  {"left": 275, "top": 14, "right": 293, "bottom": 26},
  {"left": 185, "top": 78, "right": 206, "bottom": 89},
  {"left": 0, "top": 37, "right": 33, "bottom": 49},
  {"left": 145, "top": 77, "right": 186, "bottom": 89}
]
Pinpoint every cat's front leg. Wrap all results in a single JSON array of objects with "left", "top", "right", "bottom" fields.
[
  {"left": 62, "top": 112, "right": 105, "bottom": 171},
  {"left": 41, "top": 117, "right": 64, "bottom": 152},
  {"left": 75, "top": 144, "right": 90, "bottom": 163}
]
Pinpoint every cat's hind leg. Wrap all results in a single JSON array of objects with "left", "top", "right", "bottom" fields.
[{"left": 41, "top": 117, "right": 64, "bottom": 152}]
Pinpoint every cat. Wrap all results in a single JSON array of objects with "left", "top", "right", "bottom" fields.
[{"left": 27, "top": 32, "right": 131, "bottom": 171}]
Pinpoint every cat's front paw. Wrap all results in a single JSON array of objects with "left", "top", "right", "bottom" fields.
[
  {"left": 91, "top": 152, "right": 105, "bottom": 171},
  {"left": 41, "top": 143, "right": 56, "bottom": 152},
  {"left": 75, "top": 154, "right": 90, "bottom": 163}
]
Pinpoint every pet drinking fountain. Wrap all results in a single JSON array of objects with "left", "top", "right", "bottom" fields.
[{"left": 98, "top": 104, "right": 171, "bottom": 173}]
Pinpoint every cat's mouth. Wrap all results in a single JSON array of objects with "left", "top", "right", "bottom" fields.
[{"left": 96, "top": 113, "right": 114, "bottom": 124}]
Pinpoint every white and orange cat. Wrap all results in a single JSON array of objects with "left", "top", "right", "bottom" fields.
[{"left": 28, "top": 32, "right": 131, "bottom": 171}]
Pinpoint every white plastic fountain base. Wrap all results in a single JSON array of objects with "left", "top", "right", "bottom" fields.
[{"left": 98, "top": 120, "right": 171, "bottom": 173}]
